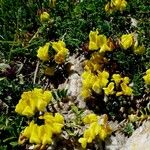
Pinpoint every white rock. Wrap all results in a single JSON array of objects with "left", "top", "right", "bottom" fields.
[{"left": 121, "top": 121, "right": 150, "bottom": 150}]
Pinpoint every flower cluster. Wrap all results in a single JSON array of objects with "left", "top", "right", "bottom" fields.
[
  {"left": 81, "top": 70, "right": 109, "bottom": 98},
  {"left": 15, "top": 88, "right": 52, "bottom": 117},
  {"left": 37, "top": 40, "right": 69, "bottom": 64},
  {"left": 105, "top": 0, "right": 127, "bottom": 14},
  {"left": 120, "top": 33, "right": 145, "bottom": 54},
  {"left": 89, "top": 31, "right": 145, "bottom": 55},
  {"left": 19, "top": 112, "right": 64, "bottom": 149},
  {"left": 89, "top": 30, "right": 114, "bottom": 53},
  {"left": 83, "top": 52, "right": 107, "bottom": 72},
  {"left": 51, "top": 40, "right": 69, "bottom": 64},
  {"left": 143, "top": 69, "right": 150, "bottom": 85},
  {"left": 104, "top": 74, "right": 133, "bottom": 96},
  {"left": 81, "top": 70, "right": 133, "bottom": 99},
  {"left": 78, "top": 113, "right": 112, "bottom": 148}
]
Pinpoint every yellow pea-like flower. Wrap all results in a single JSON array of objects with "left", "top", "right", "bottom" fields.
[
  {"left": 99, "top": 124, "right": 112, "bottom": 141},
  {"left": 37, "top": 42, "right": 50, "bottom": 61},
  {"left": 143, "top": 74, "right": 150, "bottom": 85},
  {"left": 80, "top": 88, "right": 91, "bottom": 99},
  {"left": 90, "top": 122, "right": 100, "bottom": 135},
  {"left": 103, "top": 82, "right": 115, "bottom": 96},
  {"left": 54, "top": 113, "right": 64, "bottom": 124},
  {"left": 92, "top": 79, "right": 102, "bottom": 94},
  {"left": 15, "top": 88, "right": 52, "bottom": 117},
  {"left": 120, "top": 34, "right": 134, "bottom": 50},
  {"left": 40, "top": 12, "right": 50, "bottom": 22},
  {"left": 105, "top": 0, "right": 127, "bottom": 13},
  {"left": 83, "top": 113, "right": 98, "bottom": 124},
  {"left": 120, "top": 83, "right": 133, "bottom": 96},
  {"left": 39, "top": 125, "right": 52, "bottom": 145},
  {"left": 116, "top": 91, "right": 123, "bottom": 96},
  {"left": 133, "top": 43, "right": 145, "bottom": 55},
  {"left": 105, "top": 2, "right": 114, "bottom": 14},
  {"left": 122, "top": 76, "right": 130, "bottom": 84},
  {"left": 52, "top": 40, "right": 66, "bottom": 52},
  {"left": 22, "top": 106, "right": 35, "bottom": 117},
  {"left": 51, "top": 123, "right": 64, "bottom": 134},
  {"left": 78, "top": 138, "right": 87, "bottom": 149},
  {"left": 146, "top": 69, "right": 150, "bottom": 75},
  {"left": 29, "top": 124, "right": 41, "bottom": 144},
  {"left": 36, "top": 99, "right": 47, "bottom": 112},
  {"left": 52, "top": 40, "right": 69, "bottom": 64},
  {"left": 112, "top": 74, "right": 122, "bottom": 85},
  {"left": 83, "top": 129, "right": 94, "bottom": 143},
  {"left": 89, "top": 30, "right": 101, "bottom": 50},
  {"left": 111, "top": 0, "right": 127, "bottom": 11},
  {"left": 23, "top": 121, "right": 35, "bottom": 138}
]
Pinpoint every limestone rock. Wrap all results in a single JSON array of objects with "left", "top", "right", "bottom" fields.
[{"left": 121, "top": 121, "right": 150, "bottom": 150}]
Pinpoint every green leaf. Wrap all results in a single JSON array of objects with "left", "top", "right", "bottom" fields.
[{"left": 10, "top": 141, "right": 18, "bottom": 147}]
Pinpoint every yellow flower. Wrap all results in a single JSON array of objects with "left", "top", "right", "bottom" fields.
[
  {"left": 92, "top": 79, "right": 102, "bottom": 94},
  {"left": 78, "top": 138, "right": 87, "bottom": 149},
  {"left": 99, "top": 70, "right": 109, "bottom": 79},
  {"left": 105, "top": 2, "right": 114, "bottom": 14},
  {"left": 90, "top": 122, "right": 100, "bottom": 135},
  {"left": 122, "top": 76, "right": 130, "bottom": 84},
  {"left": 111, "top": 0, "right": 127, "bottom": 11},
  {"left": 99, "top": 125, "right": 112, "bottom": 141},
  {"left": 99, "top": 43, "right": 111, "bottom": 53},
  {"left": 80, "top": 88, "right": 91, "bottom": 99},
  {"left": 40, "top": 112, "right": 54, "bottom": 124},
  {"left": 89, "top": 30, "right": 101, "bottom": 50},
  {"left": 103, "top": 82, "right": 115, "bottom": 96},
  {"left": 37, "top": 42, "right": 50, "bottom": 61},
  {"left": 133, "top": 43, "right": 145, "bottom": 55},
  {"left": 22, "top": 106, "right": 35, "bottom": 117},
  {"left": 52, "top": 40, "right": 69, "bottom": 64},
  {"left": 112, "top": 74, "right": 122, "bottom": 85},
  {"left": 54, "top": 50, "right": 67, "bottom": 64},
  {"left": 89, "top": 30, "right": 113, "bottom": 53},
  {"left": 51, "top": 123, "right": 64, "bottom": 134},
  {"left": 15, "top": 97, "right": 35, "bottom": 117},
  {"left": 52, "top": 40, "right": 67, "bottom": 52},
  {"left": 29, "top": 124, "right": 41, "bottom": 144},
  {"left": 15, "top": 88, "right": 52, "bottom": 116},
  {"left": 120, "top": 34, "right": 134, "bottom": 50},
  {"left": 99, "top": 35, "right": 114, "bottom": 53},
  {"left": 105, "top": 0, "right": 127, "bottom": 13},
  {"left": 40, "top": 112, "right": 64, "bottom": 134},
  {"left": 54, "top": 113, "right": 64, "bottom": 124},
  {"left": 97, "top": 70, "right": 109, "bottom": 87},
  {"left": 33, "top": 88, "right": 52, "bottom": 112},
  {"left": 143, "top": 74, "right": 150, "bottom": 85},
  {"left": 146, "top": 69, "right": 150, "bottom": 74},
  {"left": 40, "top": 12, "right": 50, "bottom": 22},
  {"left": 23, "top": 121, "right": 35, "bottom": 138},
  {"left": 83, "top": 129, "right": 95, "bottom": 143},
  {"left": 38, "top": 125, "right": 52, "bottom": 145},
  {"left": 120, "top": 83, "right": 133, "bottom": 96},
  {"left": 116, "top": 91, "right": 123, "bottom": 96},
  {"left": 82, "top": 73, "right": 96, "bottom": 89},
  {"left": 83, "top": 113, "right": 98, "bottom": 124}
]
